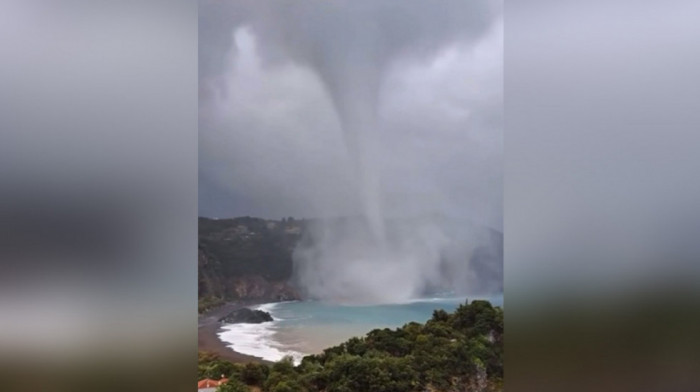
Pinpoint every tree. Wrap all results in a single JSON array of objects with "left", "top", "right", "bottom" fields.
[
  {"left": 431, "top": 308, "right": 450, "bottom": 322},
  {"left": 241, "top": 362, "right": 268, "bottom": 386},
  {"left": 269, "top": 380, "right": 304, "bottom": 392},
  {"left": 201, "top": 359, "right": 237, "bottom": 380},
  {"left": 199, "top": 300, "right": 503, "bottom": 392},
  {"left": 217, "top": 379, "right": 250, "bottom": 392}
]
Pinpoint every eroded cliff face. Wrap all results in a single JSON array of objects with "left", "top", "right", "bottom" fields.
[
  {"left": 198, "top": 247, "right": 225, "bottom": 299},
  {"left": 227, "top": 275, "right": 300, "bottom": 301},
  {"left": 198, "top": 217, "right": 304, "bottom": 306}
]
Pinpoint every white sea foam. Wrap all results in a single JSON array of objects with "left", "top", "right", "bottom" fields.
[
  {"left": 217, "top": 303, "right": 305, "bottom": 364},
  {"left": 253, "top": 302, "right": 278, "bottom": 312},
  {"left": 217, "top": 296, "right": 501, "bottom": 364},
  {"left": 253, "top": 301, "right": 297, "bottom": 320}
]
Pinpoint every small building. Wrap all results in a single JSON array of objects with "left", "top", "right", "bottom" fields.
[{"left": 197, "top": 377, "right": 228, "bottom": 392}]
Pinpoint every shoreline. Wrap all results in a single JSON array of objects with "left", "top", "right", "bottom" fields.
[
  {"left": 198, "top": 296, "right": 500, "bottom": 364},
  {"left": 198, "top": 300, "right": 273, "bottom": 364}
]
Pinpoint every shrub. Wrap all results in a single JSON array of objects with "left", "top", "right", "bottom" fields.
[
  {"left": 199, "top": 300, "right": 503, "bottom": 392},
  {"left": 217, "top": 378, "right": 250, "bottom": 392}
]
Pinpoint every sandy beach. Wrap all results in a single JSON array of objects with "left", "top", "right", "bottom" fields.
[{"left": 198, "top": 300, "right": 272, "bottom": 364}]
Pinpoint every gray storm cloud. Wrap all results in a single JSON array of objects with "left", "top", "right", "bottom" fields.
[{"left": 199, "top": 0, "right": 503, "bottom": 302}]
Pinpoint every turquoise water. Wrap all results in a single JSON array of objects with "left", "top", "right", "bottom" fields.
[
  {"left": 218, "top": 294, "right": 503, "bottom": 362},
  {"left": 271, "top": 295, "right": 503, "bottom": 328}
]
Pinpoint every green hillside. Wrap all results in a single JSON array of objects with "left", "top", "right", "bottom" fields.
[{"left": 200, "top": 299, "right": 503, "bottom": 392}]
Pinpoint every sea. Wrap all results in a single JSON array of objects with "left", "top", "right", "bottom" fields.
[{"left": 217, "top": 294, "right": 503, "bottom": 363}]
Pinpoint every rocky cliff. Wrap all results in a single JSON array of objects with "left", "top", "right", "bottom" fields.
[
  {"left": 198, "top": 216, "right": 304, "bottom": 311},
  {"left": 219, "top": 308, "right": 274, "bottom": 324},
  {"left": 198, "top": 215, "right": 504, "bottom": 312}
]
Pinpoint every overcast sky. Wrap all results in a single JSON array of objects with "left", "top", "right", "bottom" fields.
[{"left": 198, "top": 0, "right": 503, "bottom": 231}]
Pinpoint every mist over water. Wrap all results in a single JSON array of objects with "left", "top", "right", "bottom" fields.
[
  {"left": 199, "top": 0, "right": 503, "bottom": 303},
  {"left": 293, "top": 217, "right": 502, "bottom": 303}
]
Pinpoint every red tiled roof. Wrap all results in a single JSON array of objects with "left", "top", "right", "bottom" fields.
[
  {"left": 197, "top": 379, "right": 215, "bottom": 388},
  {"left": 197, "top": 378, "right": 229, "bottom": 388}
]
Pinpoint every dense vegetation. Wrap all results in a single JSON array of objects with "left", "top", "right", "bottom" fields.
[
  {"left": 199, "top": 300, "right": 503, "bottom": 392},
  {"left": 198, "top": 217, "right": 305, "bottom": 310},
  {"left": 198, "top": 215, "right": 503, "bottom": 312},
  {"left": 199, "top": 217, "right": 304, "bottom": 280}
]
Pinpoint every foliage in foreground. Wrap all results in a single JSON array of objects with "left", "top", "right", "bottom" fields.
[
  {"left": 199, "top": 295, "right": 225, "bottom": 314},
  {"left": 199, "top": 300, "right": 503, "bottom": 392}
]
